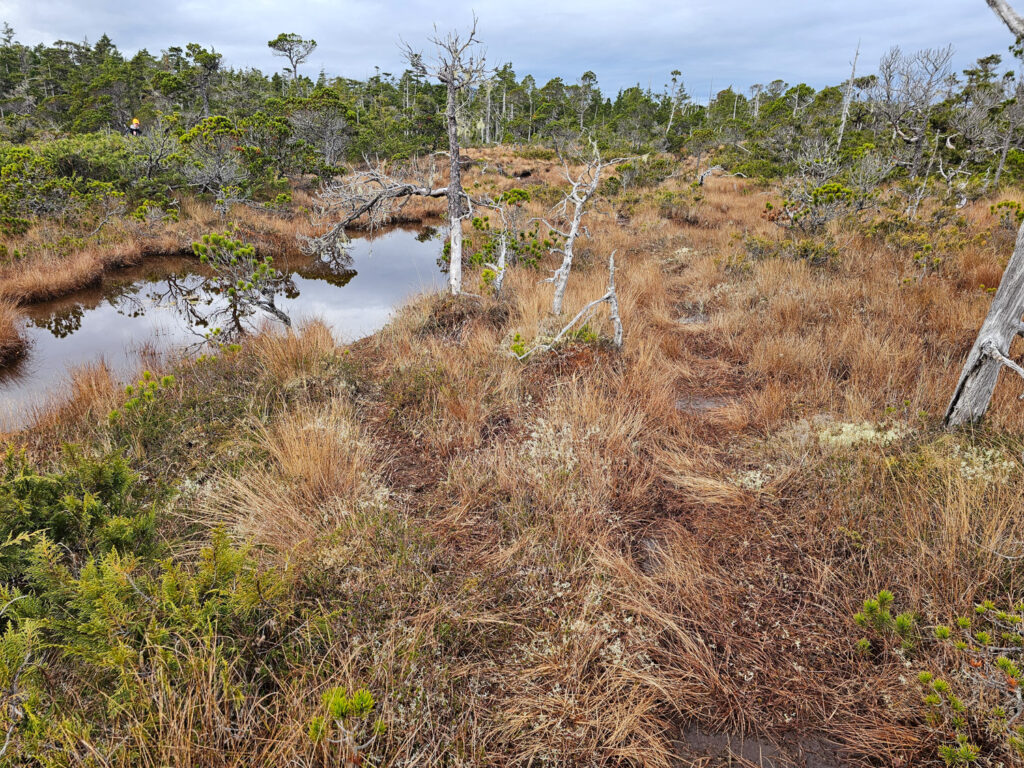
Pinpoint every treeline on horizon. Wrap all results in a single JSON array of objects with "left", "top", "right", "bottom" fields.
[{"left": 4, "top": 22, "right": 1024, "bottom": 204}]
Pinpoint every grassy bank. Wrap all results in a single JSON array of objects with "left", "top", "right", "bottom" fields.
[{"left": 2, "top": 149, "right": 1024, "bottom": 766}]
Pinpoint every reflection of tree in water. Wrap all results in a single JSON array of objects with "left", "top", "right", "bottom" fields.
[
  {"left": 25, "top": 231, "right": 420, "bottom": 347},
  {"left": 316, "top": 270, "right": 357, "bottom": 288},
  {"left": 30, "top": 304, "right": 85, "bottom": 339},
  {"left": 132, "top": 272, "right": 300, "bottom": 341},
  {"left": 31, "top": 277, "right": 152, "bottom": 338},
  {"left": 294, "top": 262, "right": 357, "bottom": 288}
]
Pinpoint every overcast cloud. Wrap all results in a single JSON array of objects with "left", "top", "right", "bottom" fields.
[{"left": 0, "top": 0, "right": 1018, "bottom": 98}]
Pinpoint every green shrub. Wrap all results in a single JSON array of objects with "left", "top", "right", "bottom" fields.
[
  {"left": 991, "top": 200, "right": 1024, "bottom": 232},
  {"left": 0, "top": 529, "right": 299, "bottom": 762},
  {"left": 0, "top": 448, "right": 157, "bottom": 587},
  {"left": 515, "top": 146, "right": 555, "bottom": 161},
  {"left": 308, "top": 686, "right": 386, "bottom": 763},
  {"left": 613, "top": 155, "right": 675, "bottom": 190},
  {"left": 741, "top": 234, "right": 839, "bottom": 267},
  {"left": 0, "top": 141, "right": 122, "bottom": 236},
  {"left": 853, "top": 589, "right": 918, "bottom": 652},
  {"left": 856, "top": 591, "right": 1024, "bottom": 765},
  {"left": 655, "top": 185, "right": 704, "bottom": 223},
  {"left": 765, "top": 182, "right": 860, "bottom": 232}
]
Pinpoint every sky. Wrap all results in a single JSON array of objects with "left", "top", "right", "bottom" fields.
[{"left": 0, "top": 0, "right": 1020, "bottom": 99}]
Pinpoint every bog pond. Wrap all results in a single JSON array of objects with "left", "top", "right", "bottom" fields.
[{"left": 0, "top": 227, "right": 445, "bottom": 429}]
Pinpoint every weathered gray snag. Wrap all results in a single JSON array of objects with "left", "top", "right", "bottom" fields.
[
  {"left": 947, "top": 0, "right": 1024, "bottom": 425},
  {"left": 986, "top": 0, "right": 1024, "bottom": 37},
  {"left": 944, "top": 221, "right": 1024, "bottom": 426},
  {"left": 514, "top": 250, "right": 623, "bottom": 359},
  {"left": 836, "top": 42, "right": 860, "bottom": 148}
]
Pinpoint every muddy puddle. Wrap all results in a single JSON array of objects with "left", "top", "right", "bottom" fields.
[
  {"left": 0, "top": 227, "right": 445, "bottom": 429},
  {"left": 674, "top": 723, "right": 844, "bottom": 768}
]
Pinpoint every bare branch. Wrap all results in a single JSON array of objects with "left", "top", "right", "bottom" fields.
[
  {"left": 302, "top": 157, "right": 447, "bottom": 260},
  {"left": 515, "top": 250, "right": 623, "bottom": 359}
]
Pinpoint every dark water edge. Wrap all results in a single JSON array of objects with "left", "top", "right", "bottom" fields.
[{"left": 0, "top": 227, "right": 445, "bottom": 430}]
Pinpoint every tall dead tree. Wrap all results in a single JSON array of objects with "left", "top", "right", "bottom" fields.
[
  {"left": 945, "top": 0, "right": 1024, "bottom": 425},
  {"left": 836, "top": 42, "right": 860, "bottom": 148},
  {"left": 402, "top": 17, "right": 487, "bottom": 295}
]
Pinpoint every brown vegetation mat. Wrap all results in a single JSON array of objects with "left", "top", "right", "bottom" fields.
[{"left": 9, "top": 153, "right": 1024, "bottom": 766}]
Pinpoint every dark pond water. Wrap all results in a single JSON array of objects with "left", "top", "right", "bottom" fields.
[{"left": 0, "top": 227, "right": 445, "bottom": 429}]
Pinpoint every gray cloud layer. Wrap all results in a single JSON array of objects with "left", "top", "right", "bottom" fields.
[{"left": 2, "top": 0, "right": 1017, "bottom": 97}]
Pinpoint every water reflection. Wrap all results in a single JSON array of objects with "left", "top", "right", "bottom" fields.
[{"left": 1, "top": 227, "right": 444, "bottom": 428}]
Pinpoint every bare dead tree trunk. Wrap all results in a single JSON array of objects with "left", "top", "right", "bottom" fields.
[
  {"left": 445, "top": 80, "right": 467, "bottom": 294},
  {"left": 492, "top": 229, "right": 508, "bottom": 295},
  {"left": 945, "top": 221, "right": 1024, "bottom": 426},
  {"left": 607, "top": 252, "right": 623, "bottom": 348},
  {"left": 543, "top": 141, "right": 625, "bottom": 316},
  {"left": 514, "top": 250, "right": 623, "bottom": 359},
  {"left": 986, "top": 0, "right": 1024, "bottom": 36},
  {"left": 550, "top": 191, "right": 587, "bottom": 316},
  {"left": 485, "top": 80, "right": 492, "bottom": 144},
  {"left": 837, "top": 41, "right": 861, "bottom": 148},
  {"left": 946, "top": 0, "right": 1024, "bottom": 424}
]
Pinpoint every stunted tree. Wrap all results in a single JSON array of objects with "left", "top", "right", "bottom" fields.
[
  {"left": 402, "top": 17, "right": 487, "bottom": 295},
  {"left": 193, "top": 232, "right": 292, "bottom": 336},
  {"left": 185, "top": 43, "right": 221, "bottom": 117},
  {"left": 945, "top": 0, "right": 1024, "bottom": 425},
  {"left": 289, "top": 90, "right": 350, "bottom": 173},
  {"left": 267, "top": 33, "right": 317, "bottom": 83},
  {"left": 873, "top": 45, "right": 953, "bottom": 179},
  {"left": 991, "top": 76, "right": 1024, "bottom": 187}
]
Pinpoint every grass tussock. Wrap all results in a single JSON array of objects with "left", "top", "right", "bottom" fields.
[
  {"left": 8, "top": 149, "right": 1024, "bottom": 766},
  {"left": 0, "top": 298, "right": 27, "bottom": 366}
]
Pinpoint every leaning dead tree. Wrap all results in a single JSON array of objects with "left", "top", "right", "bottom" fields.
[
  {"left": 945, "top": 0, "right": 1024, "bottom": 426},
  {"left": 945, "top": 225, "right": 1024, "bottom": 426},
  {"left": 987, "top": 0, "right": 1024, "bottom": 36},
  {"left": 302, "top": 156, "right": 446, "bottom": 262},
  {"left": 514, "top": 250, "right": 623, "bottom": 359},
  {"left": 402, "top": 17, "right": 487, "bottom": 295},
  {"left": 541, "top": 139, "right": 626, "bottom": 315}
]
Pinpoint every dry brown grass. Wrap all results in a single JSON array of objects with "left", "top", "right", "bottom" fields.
[
  {"left": 0, "top": 298, "right": 27, "bottom": 366},
  {"left": 321, "top": 155, "right": 1024, "bottom": 764},
  {"left": 26, "top": 360, "right": 119, "bottom": 437},
  {"left": 249, "top": 319, "right": 339, "bottom": 386},
  {"left": 199, "top": 398, "right": 382, "bottom": 560},
  {"left": 0, "top": 197, "right": 316, "bottom": 306}
]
